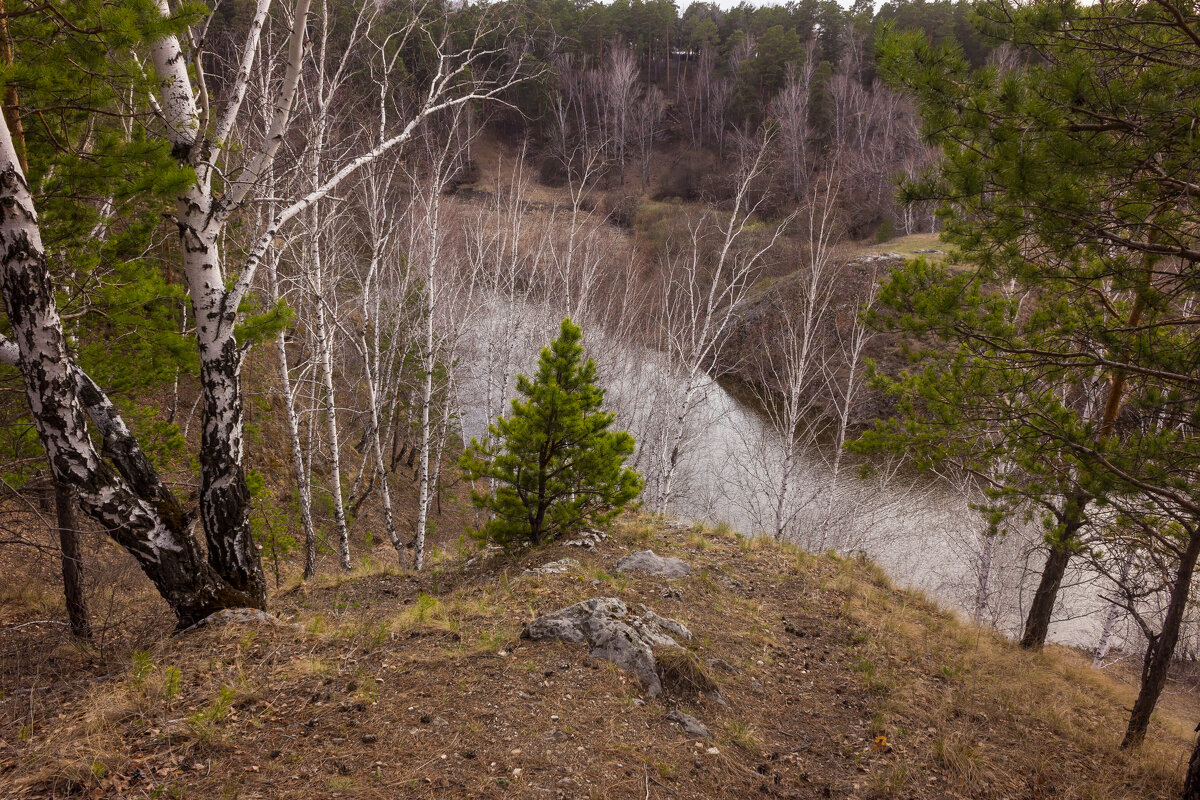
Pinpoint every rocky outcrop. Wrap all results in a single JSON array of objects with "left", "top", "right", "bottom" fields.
[
  {"left": 522, "top": 598, "right": 692, "bottom": 696},
  {"left": 615, "top": 550, "right": 692, "bottom": 578},
  {"left": 718, "top": 252, "right": 907, "bottom": 426}
]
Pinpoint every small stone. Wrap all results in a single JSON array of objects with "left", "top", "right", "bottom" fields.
[
  {"left": 706, "top": 747, "right": 720, "bottom": 755},
  {"left": 666, "top": 710, "right": 710, "bottom": 738},
  {"left": 707, "top": 658, "right": 737, "bottom": 674},
  {"left": 361, "top": 734, "right": 377, "bottom": 744}
]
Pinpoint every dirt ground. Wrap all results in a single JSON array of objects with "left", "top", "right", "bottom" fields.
[{"left": 1, "top": 515, "right": 1195, "bottom": 799}]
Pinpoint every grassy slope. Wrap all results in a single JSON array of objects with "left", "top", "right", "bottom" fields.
[{"left": 1, "top": 516, "right": 1192, "bottom": 799}]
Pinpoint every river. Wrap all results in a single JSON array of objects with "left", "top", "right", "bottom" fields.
[{"left": 456, "top": 307, "right": 1114, "bottom": 651}]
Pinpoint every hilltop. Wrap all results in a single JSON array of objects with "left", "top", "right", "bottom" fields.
[{"left": 1, "top": 516, "right": 1191, "bottom": 799}]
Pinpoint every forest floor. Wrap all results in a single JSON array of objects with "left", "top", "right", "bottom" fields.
[{"left": 1, "top": 515, "right": 1195, "bottom": 799}]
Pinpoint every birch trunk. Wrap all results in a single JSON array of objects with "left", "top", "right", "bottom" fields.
[
  {"left": 315, "top": 291, "right": 352, "bottom": 570},
  {"left": 0, "top": 119, "right": 261, "bottom": 626},
  {"left": 276, "top": 328, "right": 318, "bottom": 578}
]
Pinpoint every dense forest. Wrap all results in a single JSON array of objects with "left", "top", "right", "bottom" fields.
[{"left": 2, "top": 0, "right": 1200, "bottom": 797}]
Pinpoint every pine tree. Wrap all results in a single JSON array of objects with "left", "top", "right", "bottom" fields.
[
  {"left": 461, "top": 319, "right": 643, "bottom": 548},
  {"left": 874, "top": 0, "right": 1200, "bottom": 749}
]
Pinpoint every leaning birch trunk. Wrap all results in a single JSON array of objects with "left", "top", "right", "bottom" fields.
[
  {"left": 1092, "top": 596, "right": 1123, "bottom": 669},
  {"left": 274, "top": 321, "right": 318, "bottom": 578},
  {"left": 255, "top": 40, "right": 320, "bottom": 581},
  {"left": 974, "top": 532, "right": 995, "bottom": 627},
  {"left": 361, "top": 329, "right": 402, "bottom": 561},
  {"left": 0, "top": 115, "right": 261, "bottom": 626},
  {"left": 1092, "top": 553, "right": 1132, "bottom": 668}
]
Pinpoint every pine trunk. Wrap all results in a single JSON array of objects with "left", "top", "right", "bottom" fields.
[
  {"left": 1020, "top": 503, "right": 1085, "bottom": 650},
  {"left": 1019, "top": 544, "right": 1071, "bottom": 650},
  {"left": 1183, "top": 727, "right": 1200, "bottom": 800},
  {"left": 1122, "top": 528, "right": 1200, "bottom": 748}
]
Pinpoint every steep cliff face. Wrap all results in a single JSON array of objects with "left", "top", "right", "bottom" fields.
[{"left": 717, "top": 253, "right": 907, "bottom": 427}]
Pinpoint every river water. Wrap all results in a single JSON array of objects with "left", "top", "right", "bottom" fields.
[{"left": 456, "top": 308, "right": 1112, "bottom": 650}]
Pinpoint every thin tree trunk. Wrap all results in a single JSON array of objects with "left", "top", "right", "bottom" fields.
[
  {"left": 1020, "top": 502, "right": 1085, "bottom": 650},
  {"left": 413, "top": 347, "right": 434, "bottom": 571},
  {"left": 277, "top": 330, "right": 318, "bottom": 578},
  {"left": 1019, "top": 540, "right": 1072, "bottom": 650},
  {"left": 1093, "top": 554, "right": 1132, "bottom": 668},
  {"left": 316, "top": 297, "right": 352, "bottom": 571},
  {"left": 974, "top": 533, "right": 995, "bottom": 627},
  {"left": 1183, "top": 726, "right": 1200, "bottom": 800},
  {"left": 1122, "top": 528, "right": 1200, "bottom": 748},
  {"left": 54, "top": 481, "right": 90, "bottom": 639},
  {"left": 361, "top": 331, "right": 402, "bottom": 562}
]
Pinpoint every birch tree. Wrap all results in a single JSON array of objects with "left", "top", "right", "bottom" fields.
[{"left": 0, "top": 0, "right": 528, "bottom": 623}]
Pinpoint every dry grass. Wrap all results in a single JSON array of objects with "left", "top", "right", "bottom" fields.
[
  {"left": 0, "top": 514, "right": 1193, "bottom": 799},
  {"left": 848, "top": 232, "right": 949, "bottom": 261},
  {"left": 656, "top": 647, "right": 719, "bottom": 696}
]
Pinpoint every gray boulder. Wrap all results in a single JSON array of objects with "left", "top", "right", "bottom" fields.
[
  {"left": 615, "top": 550, "right": 692, "bottom": 578},
  {"left": 522, "top": 597, "right": 692, "bottom": 696}
]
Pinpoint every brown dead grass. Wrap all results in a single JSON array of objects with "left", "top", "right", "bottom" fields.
[{"left": 0, "top": 514, "right": 1193, "bottom": 799}]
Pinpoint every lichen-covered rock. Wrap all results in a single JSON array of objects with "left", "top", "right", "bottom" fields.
[
  {"left": 521, "top": 597, "right": 692, "bottom": 696},
  {"left": 522, "top": 558, "right": 579, "bottom": 577},
  {"left": 615, "top": 550, "right": 692, "bottom": 578},
  {"left": 666, "top": 709, "right": 710, "bottom": 738},
  {"left": 563, "top": 529, "right": 608, "bottom": 549},
  {"left": 182, "top": 607, "right": 302, "bottom": 633}
]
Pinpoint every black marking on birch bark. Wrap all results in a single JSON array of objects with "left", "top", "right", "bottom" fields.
[
  {"left": 198, "top": 333, "right": 266, "bottom": 600},
  {"left": 0, "top": 164, "right": 261, "bottom": 626}
]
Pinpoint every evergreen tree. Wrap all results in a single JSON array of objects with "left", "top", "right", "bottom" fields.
[
  {"left": 874, "top": 0, "right": 1200, "bottom": 749},
  {"left": 461, "top": 319, "right": 643, "bottom": 548}
]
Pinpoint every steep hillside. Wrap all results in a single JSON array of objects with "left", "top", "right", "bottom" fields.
[{"left": 1, "top": 517, "right": 1192, "bottom": 799}]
